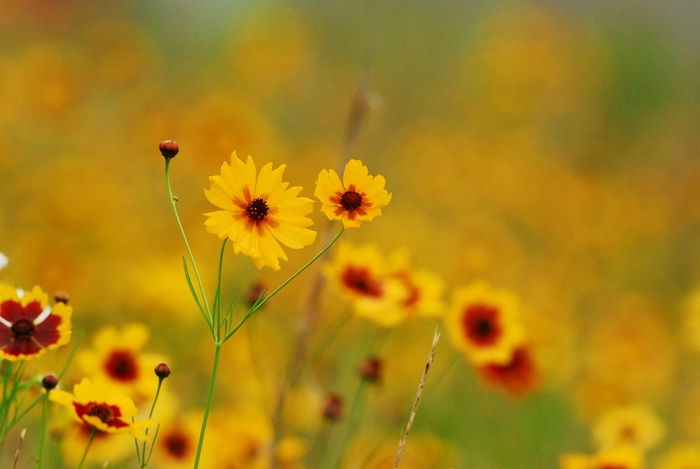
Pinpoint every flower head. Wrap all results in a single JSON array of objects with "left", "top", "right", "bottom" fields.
[
  {"left": 315, "top": 159, "right": 391, "bottom": 228},
  {"left": 77, "top": 323, "right": 167, "bottom": 398},
  {"left": 559, "top": 446, "right": 643, "bottom": 469},
  {"left": 205, "top": 153, "right": 317, "bottom": 270},
  {"left": 477, "top": 346, "right": 539, "bottom": 397},
  {"left": 445, "top": 281, "right": 526, "bottom": 365},
  {"left": 592, "top": 404, "right": 665, "bottom": 452},
  {"left": 0, "top": 285, "right": 72, "bottom": 361},
  {"left": 49, "top": 378, "right": 150, "bottom": 439}
]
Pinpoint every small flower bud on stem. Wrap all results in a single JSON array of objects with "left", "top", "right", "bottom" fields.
[
  {"left": 54, "top": 291, "right": 70, "bottom": 304},
  {"left": 42, "top": 374, "right": 58, "bottom": 391},
  {"left": 322, "top": 394, "right": 343, "bottom": 421},
  {"left": 159, "top": 140, "right": 179, "bottom": 159},
  {"left": 154, "top": 362, "right": 171, "bottom": 379}
]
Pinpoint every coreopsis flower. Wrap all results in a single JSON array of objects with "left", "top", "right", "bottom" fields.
[
  {"left": 155, "top": 411, "right": 220, "bottom": 469},
  {"left": 204, "top": 153, "right": 317, "bottom": 270},
  {"left": 49, "top": 378, "right": 150, "bottom": 439},
  {"left": 388, "top": 248, "right": 445, "bottom": 319},
  {"left": 0, "top": 285, "right": 72, "bottom": 361},
  {"left": 315, "top": 159, "right": 391, "bottom": 228},
  {"left": 324, "top": 243, "right": 407, "bottom": 327},
  {"left": 477, "top": 346, "right": 539, "bottom": 397},
  {"left": 445, "top": 281, "right": 526, "bottom": 365},
  {"left": 77, "top": 323, "right": 167, "bottom": 398},
  {"left": 593, "top": 404, "right": 665, "bottom": 452},
  {"left": 560, "top": 446, "right": 643, "bottom": 469},
  {"left": 60, "top": 424, "right": 133, "bottom": 466},
  {"left": 657, "top": 445, "right": 700, "bottom": 469}
]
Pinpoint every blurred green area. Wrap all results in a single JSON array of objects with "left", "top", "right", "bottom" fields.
[{"left": 1, "top": 0, "right": 700, "bottom": 468}]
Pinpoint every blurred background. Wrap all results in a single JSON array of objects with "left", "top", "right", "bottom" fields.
[{"left": 1, "top": 0, "right": 700, "bottom": 468}]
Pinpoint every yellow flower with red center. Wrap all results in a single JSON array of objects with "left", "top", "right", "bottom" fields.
[
  {"left": 324, "top": 243, "right": 407, "bottom": 327},
  {"left": 77, "top": 323, "right": 167, "bottom": 398},
  {"left": 49, "top": 378, "right": 150, "bottom": 440},
  {"left": 155, "top": 411, "right": 222, "bottom": 469},
  {"left": 59, "top": 424, "right": 133, "bottom": 466},
  {"left": 315, "top": 159, "right": 392, "bottom": 228},
  {"left": 593, "top": 404, "right": 665, "bottom": 452},
  {"left": 0, "top": 285, "right": 71, "bottom": 361},
  {"left": 204, "top": 153, "right": 317, "bottom": 270},
  {"left": 560, "top": 446, "right": 643, "bottom": 469},
  {"left": 477, "top": 346, "right": 540, "bottom": 397},
  {"left": 445, "top": 281, "right": 526, "bottom": 365}
]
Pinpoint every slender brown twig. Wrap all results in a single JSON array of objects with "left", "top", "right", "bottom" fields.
[
  {"left": 394, "top": 328, "right": 440, "bottom": 469},
  {"left": 13, "top": 428, "right": 26, "bottom": 469}
]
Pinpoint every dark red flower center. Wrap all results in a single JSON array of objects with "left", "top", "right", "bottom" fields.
[
  {"left": 340, "top": 191, "right": 363, "bottom": 211},
  {"left": 74, "top": 401, "right": 128, "bottom": 429},
  {"left": 11, "top": 319, "right": 35, "bottom": 340},
  {"left": 342, "top": 267, "right": 382, "bottom": 297},
  {"left": 480, "top": 347, "right": 539, "bottom": 397},
  {"left": 246, "top": 198, "right": 269, "bottom": 222},
  {"left": 164, "top": 432, "right": 190, "bottom": 460},
  {"left": 104, "top": 350, "right": 138, "bottom": 382},
  {"left": 462, "top": 304, "right": 502, "bottom": 346},
  {"left": 88, "top": 403, "right": 115, "bottom": 423}
]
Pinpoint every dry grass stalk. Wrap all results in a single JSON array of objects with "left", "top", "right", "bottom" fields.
[
  {"left": 393, "top": 328, "right": 440, "bottom": 469},
  {"left": 13, "top": 428, "right": 26, "bottom": 469}
]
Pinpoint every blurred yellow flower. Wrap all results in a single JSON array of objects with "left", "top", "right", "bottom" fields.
[
  {"left": 560, "top": 446, "right": 643, "bottom": 469},
  {"left": 477, "top": 346, "right": 540, "bottom": 397},
  {"left": 59, "top": 424, "right": 133, "bottom": 466},
  {"left": 155, "top": 411, "right": 220, "bottom": 469},
  {"left": 205, "top": 153, "right": 317, "bottom": 270},
  {"left": 0, "top": 285, "right": 71, "bottom": 361},
  {"left": 50, "top": 377, "right": 150, "bottom": 440},
  {"left": 445, "top": 281, "right": 526, "bottom": 365},
  {"left": 592, "top": 404, "right": 665, "bottom": 452},
  {"left": 388, "top": 248, "right": 445, "bottom": 319},
  {"left": 657, "top": 444, "right": 700, "bottom": 469},
  {"left": 77, "top": 323, "right": 166, "bottom": 398},
  {"left": 324, "top": 243, "right": 407, "bottom": 327},
  {"left": 315, "top": 159, "right": 392, "bottom": 228}
]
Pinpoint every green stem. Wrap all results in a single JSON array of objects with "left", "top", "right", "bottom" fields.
[
  {"left": 333, "top": 381, "right": 367, "bottom": 468},
  {"left": 215, "top": 239, "right": 228, "bottom": 339},
  {"left": 193, "top": 343, "right": 222, "bottom": 469},
  {"left": 139, "top": 377, "right": 165, "bottom": 466},
  {"left": 37, "top": 394, "right": 49, "bottom": 469},
  {"left": 165, "top": 159, "right": 212, "bottom": 323},
  {"left": 77, "top": 428, "right": 97, "bottom": 469},
  {"left": 224, "top": 227, "right": 345, "bottom": 342}
]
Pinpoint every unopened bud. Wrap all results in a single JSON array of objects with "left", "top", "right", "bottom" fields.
[
  {"left": 247, "top": 282, "right": 266, "bottom": 307},
  {"left": 42, "top": 374, "right": 58, "bottom": 391},
  {"left": 322, "top": 394, "right": 343, "bottom": 421},
  {"left": 54, "top": 291, "right": 70, "bottom": 304},
  {"left": 154, "top": 362, "right": 171, "bottom": 379},
  {"left": 159, "top": 140, "right": 179, "bottom": 159},
  {"left": 359, "top": 356, "right": 382, "bottom": 383}
]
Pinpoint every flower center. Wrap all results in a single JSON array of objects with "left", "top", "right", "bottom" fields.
[
  {"left": 462, "top": 304, "right": 502, "bottom": 346},
  {"left": 88, "top": 403, "right": 115, "bottom": 423},
  {"left": 342, "top": 267, "right": 382, "bottom": 297},
  {"left": 164, "top": 432, "right": 190, "bottom": 460},
  {"left": 11, "top": 319, "right": 35, "bottom": 340},
  {"left": 246, "top": 198, "right": 269, "bottom": 222},
  {"left": 104, "top": 350, "right": 138, "bottom": 382},
  {"left": 340, "top": 191, "right": 363, "bottom": 211}
]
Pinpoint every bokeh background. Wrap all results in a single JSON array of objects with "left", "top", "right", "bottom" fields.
[{"left": 2, "top": 0, "right": 700, "bottom": 468}]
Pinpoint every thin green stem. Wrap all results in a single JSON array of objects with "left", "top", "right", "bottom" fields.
[
  {"left": 193, "top": 343, "right": 222, "bottom": 469},
  {"left": 139, "top": 377, "right": 165, "bottom": 466},
  {"left": 165, "top": 159, "right": 212, "bottom": 323},
  {"left": 224, "top": 227, "right": 345, "bottom": 342},
  {"left": 37, "top": 394, "right": 49, "bottom": 469},
  {"left": 215, "top": 239, "right": 228, "bottom": 339},
  {"left": 333, "top": 381, "right": 367, "bottom": 468},
  {"left": 77, "top": 428, "right": 98, "bottom": 469},
  {"left": 307, "top": 310, "right": 352, "bottom": 371}
]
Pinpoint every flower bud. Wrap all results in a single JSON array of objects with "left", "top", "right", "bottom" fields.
[
  {"left": 159, "top": 140, "right": 179, "bottom": 159},
  {"left": 247, "top": 282, "right": 266, "bottom": 308},
  {"left": 54, "top": 291, "right": 70, "bottom": 304},
  {"left": 42, "top": 374, "right": 58, "bottom": 391},
  {"left": 322, "top": 394, "right": 342, "bottom": 421},
  {"left": 154, "top": 362, "right": 171, "bottom": 379},
  {"left": 359, "top": 356, "right": 382, "bottom": 383}
]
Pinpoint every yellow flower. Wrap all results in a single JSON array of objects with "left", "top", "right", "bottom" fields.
[
  {"left": 324, "top": 243, "right": 407, "bottom": 327},
  {"left": 445, "top": 281, "right": 526, "bottom": 365},
  {"left": 388, "top": 248, "right": 445, "bottom": 319},
  {"left": 593, "top": 404, "right": 665, "bottom": 452},
  {"left": 0, "top": 285, "right": 72, "bottom": 361},
  {"left": 315, "top": 159, "right": 391, "bottom": 228},
  {"left": 50, "top": 378, "right": 150, "bottom": 440},
  {"left": 59, "top": 424, "right": 133, "bottom": 467},
  {"left": 560, "top": 446, "right": 643, "bottom": 469},
  {"left": 155, "top": 411, "right": 221, "bottom": 469},
  {"left": 205, "top": 153, "right": 317, "bottom": 270},
  {"left": 77, "top": 323, "right": 167, "bottom": 399}
]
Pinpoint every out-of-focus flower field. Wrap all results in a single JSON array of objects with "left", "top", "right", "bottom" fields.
[{"left": 2, "top": 0, "right": 700, "bottom": 468}]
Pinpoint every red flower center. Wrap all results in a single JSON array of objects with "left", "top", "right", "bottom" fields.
[
  {"left": 104, "top": 350, "right": 138, "bottom": 382},
  {"left": 340, "top": 191, "right": 363, "bottom": 211},
  {"left": 88, "top": 403, "right": 115, "bottom": 423},
  {"left": 246, "top": 198, "right": 269, "bottom": 222},
  {"left": 11, "top": 319, "right": 35, "bottom": 340},
  {"left": 462, "top": 304, "right": 502, "bottom": 346},
  {"left": 164, "top": 432, "right": 190, "bottom": 460},
  {"left": 342, "top": 267, "right": 382, "bottom": 297}
]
